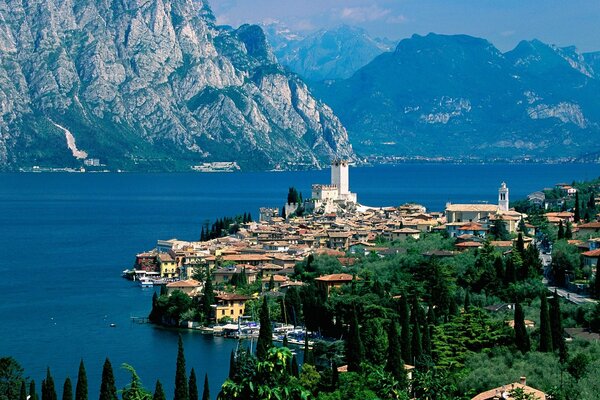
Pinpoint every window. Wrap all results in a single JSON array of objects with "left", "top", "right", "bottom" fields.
[{"left": 230, "top": 309, "right": 234, "bottom": 315}]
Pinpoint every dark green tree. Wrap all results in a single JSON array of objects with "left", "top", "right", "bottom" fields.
[
  {"left": 149, "top": 292, "right": 161, "bottom": 323},
  {"left": 516, "top": 233, "right": 525, "bottom": 255},
  {"left": 514, "top": 302, "right": 530, "bottom": 353},
  {"left": 346, "top": 306, "right": 365, "bottom": 372},
  {"left": 550, "top": 291, "right": 567, "bottom": 362},
  {"left": 565, "top": 222, "right": 573, "bottom": 239},
  {"left": 490, "top": 218, "right": 510, "bottom": 240},
  {"left": 189, "top": 369, "right": 198, "bottom": 400},
  {"left": 504, "top": 257, "right": 517, "bottom": 286},
  {"left": 574, "top": 191, "right": 581, "bottom": 223},
  {"left": 201, "top": 374, "right": 210, "bottom": 400},
  {"left": 0, "top": 357, "right": 25, "bottom": 400},
  {"left": 303, "top": 335, "right": 314, "bottom": 365},
  {"left": 331, "top": 360, "right": 339, "bottom": 388},
  {"left": 20, "top": 380, "right": 27, "bottom": 400},
  {"left": 595, "top": 272, "right": 600, "bottom": 300},
  {"left": 202, "top": 267, "right": 215, "bottom": 323},
  {"left": 399, "top": 296, "right": 412, "bottom": 363},
  {"left": 494, "top": 256, "right": 505, "bottom": 285},
  {"left": 174, "top": 335, "right": 189, "bottom": 400},
  {"left": 557, "top": 220, "right": 565, "bottom": 240},
  {"left": 291, "top": 355, "right": 299, "bottom": 378},
  {"left": 464, "top": 291, "right": 471, "bottom": 312},
  {"left": 29, "top": 380, "right": 38, "bottom": 400},
  {"left": 228, "top": 351, "right": 236, "bottom": 380},
  {"left": 411, "top": 315, "right": 423, "bottom": 365},
  {"left": 385, "top": 320, "right": 407, "bottom": 386},
  {"left": 62, "top": 378, "right": 72, "bottom": 400},
  {"left": 43, "top": 368, "right": 57, "bottom": 400},
  {"left": 99, "top": 359, "right": 117, "bottom": 400},
  {"left": 539, "top": 294, "right": 553, "bottom": 352},
  {"left": 268, "top": 275, "right": 275, "bottom": 291},
  {"left": 256, "top": 297, "right": 273, "bottom": 360},
  {"left": 75, "top": 360, "right": 87, "bottom": 400},
  {"left": 153, "top": 380, "right": 166, "bottom": 400}
]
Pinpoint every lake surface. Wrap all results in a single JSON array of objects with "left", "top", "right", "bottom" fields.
[{"left": 0, "top": 163, "right": 598, "bottom": 398}]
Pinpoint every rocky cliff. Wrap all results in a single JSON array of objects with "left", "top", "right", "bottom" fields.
[{"left": 0, "top": 0, "right": 354, "bottom": 171}]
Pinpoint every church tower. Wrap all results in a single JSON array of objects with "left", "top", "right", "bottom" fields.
[
  {"left": 498, "top": 182, "right": 509, "bottom": 212},
  {"left": 331, "top": 160, "right": 349, "bottom": 196}
]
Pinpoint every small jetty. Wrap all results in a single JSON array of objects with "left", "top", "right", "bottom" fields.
[{"left": 131, "top": 316, "right": 150, "bottom": 324}]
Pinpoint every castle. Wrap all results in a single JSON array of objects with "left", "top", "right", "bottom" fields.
[{"left": 308, "top": 160, "right": 357, "bottom": 213}]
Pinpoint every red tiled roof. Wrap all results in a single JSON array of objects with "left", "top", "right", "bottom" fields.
[
  {"left": 582, "top": 249, "right": 600, "bottom": 257},
  {"left": 315, "top": 273, "right": 353, "bottom": 282}
]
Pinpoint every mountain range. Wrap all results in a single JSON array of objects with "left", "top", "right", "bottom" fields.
[
  {"left": 312, "top": 33, "right": 600, "bottom": 160},
  {"left": 0, "top": 0, "right": 354, "bottom": 171},
  {"left": 262, "top": 23, "right": 395, "bottom": 81}
]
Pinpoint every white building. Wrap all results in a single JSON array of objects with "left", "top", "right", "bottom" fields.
[
  {"left": 310, "top": 160, "right": 357, "bottom": 212},
  {"left": 498, "top": 182, "right": 509, "bottom": 212}
]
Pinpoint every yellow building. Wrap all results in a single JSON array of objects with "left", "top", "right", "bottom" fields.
[
  {"left": 158, "top": 253, "right": 178, "bottom": 278},
  {"left": 214, "top": 294, "right": 252, "bottom": 320}
]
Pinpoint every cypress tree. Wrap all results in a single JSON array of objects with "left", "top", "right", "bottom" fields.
[
  {"left": 75, "top": 360, "right": 87, "bottom": 400},
  {"left": 303, "top": 335, "right": 314, "bottom": 365},
  {"left": 20, "top": 380, "right": 27, "bottom": 400},
  {"left": 574, "top": 191, "right": 581, "bottom": 223},
  {"left": 516, "top": 233, "right": 525, "bottom": 255},
  {"left": 291, "top": 355, "right": 299, "bottom": 378},
  {"left": 44, "top": 368, "right": 57, "bottom": 400},
  {"left": 62, "top": 378, "right": 72, "bottom": 400},
  {"left": 268, "top": 275, "right": 275, "bottom": 291},
  {"left": 595, "top": 272, "right": 600, "bottom": 300},
  {"left": 514, "top": 302, "right": 530, "bottom": 354},
  {"left": 565, "top": 222, "right": 573, "bottom": 239},
  {"left": 201, "top": 374, "right": 210, "bottom": 400},
  {"left": 422, "top": 318, "right": 432, "bottom": 358},
  {"left": 346, "top": 305, "right": 365, "bottom": 372},
  {"left": 385, "top": 320, "right": 406, "bottom": 385},
  {"left": 464, "top": 290, "right": 471, "bottom": 312},
  {"left": 331, "top": 360, "right": 339, "bottom": 388},
  {"left": 153, "top": 380, "right": 166, "bottom": 400},
  {"left": 539, "top": 294, "right": 553, "bottom": 352},
  {"left": 202, "top": 267, "right": 214, "bottom": 323},
  {"left": 399, "top": 296, "right": 412, "bottom": 363},
  {"left": 504, "top": 257, "right": 516, "bottom": 286},
  {"left": 228, "top": 350, "right": 236, "bottom": 379},
  {"left": 30, "top": 380, "right": 37, "bottom": 400},
  {"left": 256, "top": 296, "right": 273, "bottom": 360},
  {"left": 494, "top": 256, "right": 505, "bottom": 285},
  {"left": 449, "top": 296, "right": 459, "bottom": 318},
  {"left": 174, "top": 335, "right": 189, "bottom": 400},
  {"left": 99, "top": 359, "right": 117, "bottom": 400},
  {"left": 189, "top": 368, "right": 198, "bottom": 400},
  {"left": 557, "top": 220, "right": 565, "bottom": 240},
  {"left": 550, "top": 291, "right": 567, "bottom": 362},
  {"left": 411, "top": 316, "right": 422, "bottom": 365}
]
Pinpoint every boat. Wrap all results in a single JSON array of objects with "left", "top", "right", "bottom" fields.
[
  {"left": 138, "top": 278, "right": 154, "bottom": 288},
  {"left": 109, "top": 323, "right": 116, "bottom": 328}
]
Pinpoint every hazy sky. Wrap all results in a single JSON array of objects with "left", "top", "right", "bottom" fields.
[{"left": 210, "top": 0, "right": 600, "bottom": 52}]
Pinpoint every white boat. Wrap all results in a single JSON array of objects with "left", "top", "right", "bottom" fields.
[{"left": 138, "top": 278, "right": 154, "bottom": 288}]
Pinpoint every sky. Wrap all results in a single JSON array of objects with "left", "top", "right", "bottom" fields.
[{"left": 209, "top": 0, "right": 600, "bottom": 53}]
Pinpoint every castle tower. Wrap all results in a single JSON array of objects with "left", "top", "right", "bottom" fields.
[
  {"left": 498, "top": 182, "right": 509, "bottom": 212},
  {"left": 331, "top": 160, "right": 349, "bottom": 196}
]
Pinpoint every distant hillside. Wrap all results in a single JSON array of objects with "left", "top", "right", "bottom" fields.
[
  {"left": 0, "top": 0, "right": 354, "bottom": 171},
  {"left": 312, "top": 33, "right": 600, "bottom": 160},
  {"left": 264, "top": 24, "right": 395, "bottom": 81}
]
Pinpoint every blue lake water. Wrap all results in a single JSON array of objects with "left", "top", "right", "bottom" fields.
[{"left": 0, "top": 163, "right": 598, "bottom": 398}]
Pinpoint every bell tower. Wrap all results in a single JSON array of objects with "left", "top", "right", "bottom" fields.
[{"left": 498, "top": 182, "right": 509, "bottom": 212}]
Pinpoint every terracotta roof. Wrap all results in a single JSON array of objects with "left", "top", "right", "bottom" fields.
[
  {"left": 458, "top": 223, "right": 486, "bottom": 231},
  {"left": 582, "top": 249, "right": 600, "bottom": 257},
  {"left": 216, "top": 294, "right": 252, "bottom": 301},
  {"left": 158, "top": 253, "right": 175, "bottom": 262},
  {"left": 446, "top": 204, "right": 499, "bottom": 212},
  {"left": 456, "top": 241, "right": 483, "bottom": 248},
  {"left": 578, "top": 222, "right": 600, "bottom": 229},
  {"left": 262, "top": 275, "right": 288, "bottom": 282},
  {"left": 471, "top": 381, "right": 546, "bottom": 400},
  {"left": 315, "top": 273, "right": 353, "bottom": 282},
  {"left": 166, "top": 279, "right": 201, "bottom": 288}
]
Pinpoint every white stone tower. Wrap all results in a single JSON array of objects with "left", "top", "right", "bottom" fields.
[
  {"left": 331, "top": 160, "right": 349, "bottom": 196},
  {"left": 498, "top": 182, "right": 509, "bottom": 212}
]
